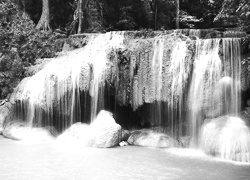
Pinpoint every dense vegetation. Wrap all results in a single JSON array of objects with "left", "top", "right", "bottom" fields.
[{"left": 0, "top": 0, "right": 250, "bottom": 98}]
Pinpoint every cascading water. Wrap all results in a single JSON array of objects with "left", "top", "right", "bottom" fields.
[
  {"left": 169, "top": 41, "right": 191, "bottom": 137},
  {"left": 87, "top": 32, "right": 124, "bottom": 122},
  {"left": 147, "top": 37, "right": 165, "bottom": 126},
  {"left": 188, "top": 38, "right": 242, "bottom": 147},
  {"left": 131, "top": 35, "right": 193, "bottom": 138},
  {"left": 15, "top": 32, "right": 124, "bottom": 130}
]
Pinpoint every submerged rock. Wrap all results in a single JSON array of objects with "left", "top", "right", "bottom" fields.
[
  {"left": 200, "top": 116, "right": 250, "bottom": 162},
  {"left": 127, "top": 129, "right": 180, "bottom": 148}
]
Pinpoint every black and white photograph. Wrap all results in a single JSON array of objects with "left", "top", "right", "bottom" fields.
[{"left": 0, "top": 0, "right": 250, "bottom": 179}]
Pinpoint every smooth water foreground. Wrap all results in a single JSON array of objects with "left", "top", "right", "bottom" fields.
[{"left": 0, "top": 136, "right": 249, "bottom": 180}]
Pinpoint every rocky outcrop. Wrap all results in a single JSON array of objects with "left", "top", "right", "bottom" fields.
[
  {"left": 200, "top": 116, "right": 250, "bottom": 162},
  {"left": 127, "top": 129, "right": 181, "bottom": 148}
]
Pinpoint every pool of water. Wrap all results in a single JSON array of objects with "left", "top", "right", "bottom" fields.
[{"left": 0, "top": 136, "right": 249, "bottom": 180}]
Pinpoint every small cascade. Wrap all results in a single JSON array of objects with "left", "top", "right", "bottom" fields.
[
  {"left": 88, "top": 32, "right": 124, "bottom": 122},
  {"left": 188, "top": 38, "right": 241, "bottom": 147},
  {"left": 189, "top": 29, "right": 201, "bottom": 38},
  {"left": 141, "top": 36, "right": 192, "bottom": 137},
  {"left": 169, "top": 41, "right": 191, "bottom": 137},
  {"left": 222, "top": 38, "right": 241, "bottom": 114},
  {"left": 147, "top": 37, "right": 164, "bottom": 125}
]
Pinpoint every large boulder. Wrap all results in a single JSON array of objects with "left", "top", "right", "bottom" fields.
[
  {"left": 127, "top": 129, "right": 181, "bottom": 148},
  {"left": 91, "top": 110, "right": 122, "bottom": 147},
  {"left": 200, "top": 116, "right": 250, "bottom": 162},
  {"left": 57, "top": 122, "right": 94, "bottom": 146},
  {"left": 57, "top": 110, "right": 122, "bottom": 148}
]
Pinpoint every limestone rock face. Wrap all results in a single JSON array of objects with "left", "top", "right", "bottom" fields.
[
  {"left": 57, "top": 110, "right": 122, "bottom": 148},
  {"left": 200, "top": 116, "right": 250, "bottom": 162},
  {"left": 127, "top": 129, "right": 180, "bottom": 148},
  {"left": 115, "top": 34, "right": 194, "bottom": 110}
]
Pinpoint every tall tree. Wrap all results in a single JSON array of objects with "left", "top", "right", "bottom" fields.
[
  {"left": 36, "top": 0, "right": 50, "bottom": 30},
  {"left": 176, "top": 0, "right": 179, "bottom": 29},
  {"left": 77, "top": 0, "right": 83, "bottom": 33}
]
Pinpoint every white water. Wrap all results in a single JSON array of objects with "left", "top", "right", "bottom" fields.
[
  {"left": 188, "top": 38, "right": 242, "bottom": 146},
  {"left": 89, "top": 32, "right": 124, "bottom": 121},
  {"left": 169, "top": 41, "right": 190, "bottom": 137},
  {"left": 17, "top": 32, "right": 124, "bottom": 129}
]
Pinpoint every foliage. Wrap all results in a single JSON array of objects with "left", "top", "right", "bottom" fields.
[
  {"left": 0, "top": 0, "right": 65, "bottom": 98},
  {"left": 102, "top": 0, "right": 176, "bottom": 31},
  {"left": 214, "top": 0, "right": 250, "bottom": 31},
  {"left": 236, "top": 0, "right": 250, "bottom": 32},
  {"left": 180, "top": 0, "right": 223, "bottom": 28},
  {"left": 178, "top": 10, "right": 203, "bottom": 28}
]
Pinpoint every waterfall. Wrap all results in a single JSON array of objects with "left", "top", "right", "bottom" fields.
[
  {"left": 88, "top": 32, "right": 124, "bottom": 122},
  {"left": 142, "top": 36, "right": 192, "bottom": 137},
  {"left": 11, "top": 32, "right": 242, "bottom": 139},
  {"left": 16, "top": 32, "right": 124, "bottom": 130},
  {"left": 188, "top": 38, "right": 241, "bottom": 147},
  {"left": 169, "top": 41, "right": 191, "bottom": 137}
]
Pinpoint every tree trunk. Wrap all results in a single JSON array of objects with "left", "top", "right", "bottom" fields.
[
  {"left": 176, "top": 0, "right": 180, "bottom": 29},
  {"left": 77, "top": 0, "right": 83, "bottom": 34},
  {"left": 36, "top": 0, "right": 51, "bottom": 30},
  {"left": 154, "top": 3, "right": 158, "bottom": 30}
]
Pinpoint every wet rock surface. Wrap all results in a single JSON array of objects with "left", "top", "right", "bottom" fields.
[
  {"left": 127, "top": 129, "right": 181, "bottom": 148},
  {"left": 91, "top": 110, "right": 122, "bottom": 148}
]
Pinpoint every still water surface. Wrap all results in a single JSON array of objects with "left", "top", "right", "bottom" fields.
[{"left": 0, "top": 136, "right": 249, "bottom": 180}]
